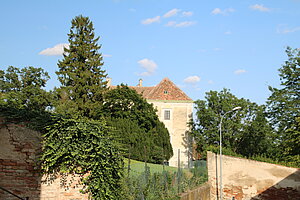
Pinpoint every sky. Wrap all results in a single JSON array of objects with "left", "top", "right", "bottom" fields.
[{"left": 0, "top": 0, "right": 300, "bottom": 105}]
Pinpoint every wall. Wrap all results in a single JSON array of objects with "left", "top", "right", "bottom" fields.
[
  {"left": 207, "top": 151, "right": 300, "bottom": 200},
  {"left": 40, "top": 173, "right": 88, "bottom": 200},
  {"left": 180, "top": 182, "right": 210, "bottom": 200},
  {"left": 0, "top": 122, "right": 88, "bottom": 200},
  {"left": 149, "top": 100, "right": 193, "bottom": 168}
]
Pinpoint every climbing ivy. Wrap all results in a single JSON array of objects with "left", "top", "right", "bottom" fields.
[{"left": 41, "top": 117, "right": 124, "bottom": 199}]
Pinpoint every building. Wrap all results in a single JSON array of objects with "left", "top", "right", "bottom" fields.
[{"left": 108, "top": 77, "right": 193, "bottom": 168}]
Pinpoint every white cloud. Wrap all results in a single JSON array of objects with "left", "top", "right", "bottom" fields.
[
  {"left": 250, "top": 4, "right": 270, "bottom": 12},
  {"left": 182, "top": 11, "right": 193, "bottom": 17},
  {"left": 165, "top": 21, "right": 177, "bottom": 27},
  {"left": 277, "top": 25, "right": 300, "bottom": 34},
  {"left": 211, "top": 8, "right": 235, "bottom": 15},
  {"left": 184, "top": 75, "right": 201, "bottom": 84},
  {"left": 212, "top": 8, "right": 222, "bottom": 15},
  {"left": 138, "top": 58, "right": 157, "bottom": 76},
  {"left": 214, "top": 48, "right": 221, "bottom": 51},
  {"left": 163, "top": 9, "right": 180, "bottom": 18},
  {"left": 165, "top": 21, "right": 196, "bottom": 28},
  {"left": 224, "top": 31, "right": 232, "bottom": 35},
  {"left": 141, "top": 16, "right": 160, "bottom": 25},
  {"left": 234, "top": 69, "right": 247, "bottom": 75},
  {"left": 39, "top": 43, "right": 69, "bottom": 56},
  {"left": 175, "top": 21, "right": 196, "bottom": 27}
]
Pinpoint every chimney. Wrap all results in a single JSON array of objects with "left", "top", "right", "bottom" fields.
[
  {"left": 138, "top": 79, "right": 143, "bottom": 87},
  {"left": 106, "top": 77, "right": 112, "bottom": 87}
]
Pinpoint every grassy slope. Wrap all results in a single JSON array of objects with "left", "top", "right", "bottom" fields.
[{"left": 124, "top": 158, "right": 178, "bottom": 176}]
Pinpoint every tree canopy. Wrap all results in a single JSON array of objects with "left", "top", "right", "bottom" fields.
[
  {"left": 55, "top": 15, "right": 107, "bottom": 119},
  {"left": 267, "top": 46, "right": 300, "bottom": 133},
  {"left": 191, "top": 88, "right": 274, "bottom": 157},
  {"left": 103, "top": 85, "right": 173, "bottom": 163},
  {"left": 267, "top": 47, "right": 300, "bottom": 165},
  {"left": 103, "top": 85, "right": 158, "bottom": 131},
  {"left": 0, "top": 66, "right": 52, "bottom": 111}
]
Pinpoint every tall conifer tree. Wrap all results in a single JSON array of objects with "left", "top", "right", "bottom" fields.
[{"left": 56, "top": 15, "right": 107, "bottom": 118}]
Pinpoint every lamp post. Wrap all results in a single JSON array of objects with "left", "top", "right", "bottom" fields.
[{"left": 219, "top": 106, "right": 241, "bottom": 200}]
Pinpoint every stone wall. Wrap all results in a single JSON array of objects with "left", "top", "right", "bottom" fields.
[
  {"left": 180, "top": 182, "right": 210, "bottom": 200},
  {"left": 207, "top": 151, "right": 300, "bottom": 200},
  {"left": 0, "top": 122, "right": 88, "bottom": 200}
]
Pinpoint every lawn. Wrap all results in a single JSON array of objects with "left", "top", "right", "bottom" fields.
[{"left": 124, "top": 158, "right": 179, "bottom": 176}]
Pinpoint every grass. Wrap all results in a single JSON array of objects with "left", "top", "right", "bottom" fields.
[{"left": 124, "top": 158, "right": 179, "bottom": 176}]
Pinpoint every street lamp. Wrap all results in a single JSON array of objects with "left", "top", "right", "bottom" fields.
[{"left": 219, "top": 106, "right": 241, "bottom": 200}]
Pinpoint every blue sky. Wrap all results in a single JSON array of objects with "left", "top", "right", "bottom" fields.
[{"left": 1, "top": 0, "right": 299, "bottom": 105}]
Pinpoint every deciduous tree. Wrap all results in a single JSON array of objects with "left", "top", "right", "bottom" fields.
[
  {"left": 267, "top": 46, "right": 300, "bottom": 133},
  {"left": 0, "top": 66, "right": 52, "bottom": 111},
  {"left": 191, "top": 88, "right": 274, "bottom": 157},
  {"left": 267, "top": 47, "right": 300, "bottom": 162}
]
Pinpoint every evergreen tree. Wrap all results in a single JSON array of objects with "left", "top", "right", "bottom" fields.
[
  {"left": 103, "top": 85, "right": 173, "bottom": 163},
  {"left": 55, "top": 15, "right": 107, "bottom": 118},
  {"left": 41, "top": 16, "right": 125, "bottom": 199}
]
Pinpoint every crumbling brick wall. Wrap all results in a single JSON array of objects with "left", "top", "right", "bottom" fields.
[{"left": 0, "top": 122, "right": 88, "bottom": 200}]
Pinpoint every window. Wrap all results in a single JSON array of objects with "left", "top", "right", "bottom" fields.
[
  {"left": 164, "top": 90, "right": 168, "bottom": 94},
  {"left": 164, "top": 110, "right": 171, "bottom": 120}
]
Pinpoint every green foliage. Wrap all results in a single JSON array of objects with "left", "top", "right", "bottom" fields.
[
  {"left": 41, "top": 118, "right": 124, "bottom": 200},
  {"left": 103, "top": 85, "right": 158, "bottom": 131},
  {"left": 103, "top": 85, "right": 173, "bottom": 163},
  {"left": 0, "top": 104, "right": 52, "bottom": 132},
  {"left": 123, "top": 161, "right": 207, "bottom": 200},
  {"left": 281, "top": 117, "right": 300, "bottom": 158},
  {"left": 55, "top": 15, "right": 107, "bottom": 119},
  {"left": 124, "top": 169, "right": 180, "bottom": 200},
  {"left": 267, "top": 47, "right": 300, "bottom": 133},
  {"left": 191, "top": 88, "right": 274, "bottom": 157},
  {"left": 0, "top": 66, "right": 52, "bottom": 111},
  {"left": 236, "top": 106, "right": 274, "bottom": 157},
  {"left": 107, "top": 118, "right": 148, "bottom": 160},
  {"left": 267, "top": 47, "right": 300, "bottom": 163}
]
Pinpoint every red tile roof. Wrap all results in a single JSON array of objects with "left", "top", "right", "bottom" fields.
[{"left": 111, "top": 78, "right": 192, "bottom": 101}]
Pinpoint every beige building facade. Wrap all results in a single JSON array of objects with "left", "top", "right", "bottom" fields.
[{"left": 149, "top": 100, "right": 193, "bottom": 167}]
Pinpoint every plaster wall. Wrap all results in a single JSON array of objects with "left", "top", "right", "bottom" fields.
[
  {"left": 148, "top": 100, "right": 193, "bottom": 168},
  {"left": 180, "top": 182, "right": 211, "bottom": 200},
  {"left": 207, "top": 151, "right": 300, "bottom": 200}
]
